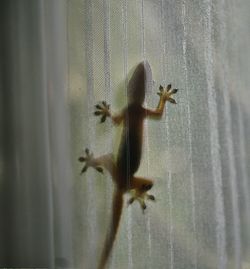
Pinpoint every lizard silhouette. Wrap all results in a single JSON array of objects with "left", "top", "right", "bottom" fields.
[{"left": 79, "top": 61, "right": 178, "bottom": 269}]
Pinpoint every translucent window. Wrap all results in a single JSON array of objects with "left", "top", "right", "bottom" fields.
[{"left": 1, "top": 0, "right": 250, "bottom": 268}]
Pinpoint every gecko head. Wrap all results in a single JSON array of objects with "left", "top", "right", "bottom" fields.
[{"left": 127, "top": 60, "right": 152, "bottom": 105}]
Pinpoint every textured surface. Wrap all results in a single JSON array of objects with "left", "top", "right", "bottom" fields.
[
  {"left": 1, "top": 0, "right": 250, "bottom": 268},
  {"left": 68, "top": 0, "right": 250, "bottom": 269}
]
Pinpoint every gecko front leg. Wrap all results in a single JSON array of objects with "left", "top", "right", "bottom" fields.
[
  {"left": 145, "top": 84, "right": 178, "bottom": 119},
  {"left": 158, "top": 84, "right": 178, "bottom": 104},
  {"left": 94, "top": 101, "right": 124, "bottom": 125},
  {"left": 94, "top": 101, "right": 111, "bottom": 123}
]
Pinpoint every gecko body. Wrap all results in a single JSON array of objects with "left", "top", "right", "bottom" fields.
[{"left": 79, "top": 61, "right": 178, "bottom": 269}]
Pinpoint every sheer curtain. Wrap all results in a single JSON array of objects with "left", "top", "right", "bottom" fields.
[
  {"left": 1, "top": 0, "right": 250, "bottom": 269},
  {"left": 0, "top": 0, "right": 73, "bottom": 268}
]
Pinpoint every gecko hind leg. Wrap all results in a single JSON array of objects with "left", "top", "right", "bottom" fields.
[
  {"left": 79, "top": 148, "right": 116, "bottom": 177},
  {"left": 128, "top": 177, "right": 155, "bottom": 212}
]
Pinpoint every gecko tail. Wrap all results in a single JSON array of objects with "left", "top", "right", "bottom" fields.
[{"left": 98, "top": 189, "right": 124, "bottom": 269}]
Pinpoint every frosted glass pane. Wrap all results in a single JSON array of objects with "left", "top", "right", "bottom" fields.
[
  {"left": 1, "top": 0, "right": 250, "bottom": 268},
  {"left": 68, "top": 0, "right": 250, "bottom": 269}
]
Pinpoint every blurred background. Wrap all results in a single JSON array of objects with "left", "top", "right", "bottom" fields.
[{"left": 0, "top": 0, "right": 250, "bottom": 268}]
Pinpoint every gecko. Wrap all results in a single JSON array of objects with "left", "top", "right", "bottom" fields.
[{"left": 79, "top": 61, "right": 178, "bottom": 269}]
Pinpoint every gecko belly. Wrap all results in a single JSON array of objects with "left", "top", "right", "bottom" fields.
[{"left": 116, "top": 122, "right": 143, "bottom": 186}]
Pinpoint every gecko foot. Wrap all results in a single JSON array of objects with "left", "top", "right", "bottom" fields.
[
  {"left": 78, "top": 148, "right": 103, "bottom": 174},
  {"left": 157, "top": 84, "right": 178, "bottom": 104},
  {"left": 94, "top": 101, "right": 111, "bottom": 123},
  {"left": 127, "top": 188, "right": 155, "bottom": 213}
]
